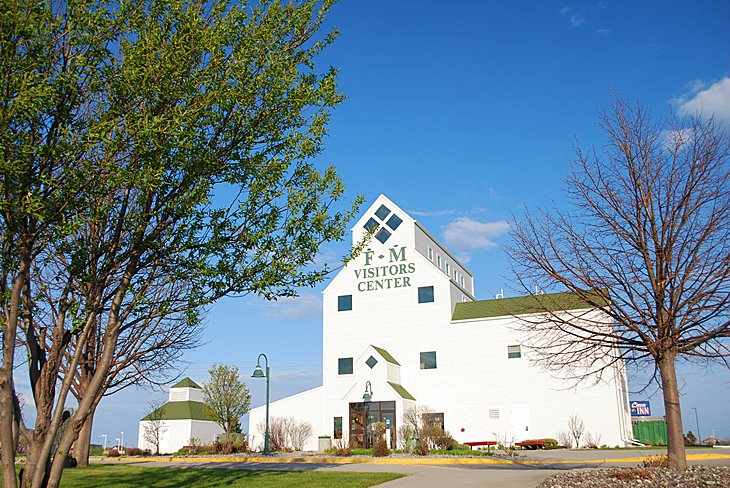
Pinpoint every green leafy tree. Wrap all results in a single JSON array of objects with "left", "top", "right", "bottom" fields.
[
  {"left": 202, "top": 364, "right": 251, "bottom": 453},
  {"left": 0, "top": 0, "right": 358, "bottom": 486},
  {"left": 507, "top": 98, "right": 729, "bottom": 469}
]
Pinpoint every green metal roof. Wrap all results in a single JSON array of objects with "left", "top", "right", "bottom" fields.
[
  {"left": 371, "top": 345, "right": 400, "bottom": 365},
  {"left": 452, "top": 290, "right": 609, "bottom": 321},
  {"left": 171, "top": 377, "right": 202, "bottom": 389},
  {"left": 141, "top": 401, "right": 214, "bottom": 421},
  {"left": 387, "top": 382, "right": 415, "bottom": 401}
]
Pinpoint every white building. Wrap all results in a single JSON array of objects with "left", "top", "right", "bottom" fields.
[
  {"left": 248, "top": 195, "right": 633, "bottom": 451},
  {"left": 138, "top": 378, "right": 223, "bottom": 454}
]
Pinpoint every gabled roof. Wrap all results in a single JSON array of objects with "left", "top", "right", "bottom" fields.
[
  {"left": 371, "top": 345, "right": 400, "bottom": 365},
  {"left": 387, "top": 382, "right": 415, "bottom": 400},
  {"left": 171, "top": 377, "right": 202, "bottom": 389},
  {"left": 141, "top": 401, "right": 214, "bottom": 421},
  {"left": 452, "top": 290, "right": 609, "bottom": 321}
]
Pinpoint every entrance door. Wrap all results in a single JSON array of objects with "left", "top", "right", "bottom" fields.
[
  {"left": 509, "top": 407, "right": 530, "bottom": 441},
  {"left": 349, "top": 401, "right": 396, "bottom": 448}
]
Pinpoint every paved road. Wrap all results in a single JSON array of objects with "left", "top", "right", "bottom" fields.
[{"left": 98, "top": 448, "right": 730, "bottom": 488}]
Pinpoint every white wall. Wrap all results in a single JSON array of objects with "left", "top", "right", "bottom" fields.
[
  {"left": 248, "top": 386, "right": 323, "bottom": 452},
  {"left": 138, "top": 419, "right": 223, "bottom": 454}
]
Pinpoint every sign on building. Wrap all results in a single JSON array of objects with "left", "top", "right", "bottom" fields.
[{"left": 630, "top": 401, "right": 651, "bottom": 417}]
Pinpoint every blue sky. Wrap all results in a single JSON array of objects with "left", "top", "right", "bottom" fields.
[{"left": 86, "top": 0, "right": 729, "bottom": 446}]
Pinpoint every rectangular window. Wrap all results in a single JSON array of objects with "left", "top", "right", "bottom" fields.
[
  {"left": 445, "top": 262, "right": 450, "bottom": 275},
  {"left": 437, "top": 255, "right": 442, "bottom": 268},
  {"left": 420, "top": 351, "right": 437, "bottom": 369},
  {"left": 334, "top": 417, "right": 343, "bottom": 439},
  {"left": 489, "top": 409, "right": 500, "bottom": 420},
  {"left": 460, "top": 276, "right": 465, "bottom": 287},
  {"left": 422, "top": 412, "right": 445, "bottom": 430},
  {"left": 428, "top": 247, "right": 433, "bottom": 261},
  {"left": 338, "top": 357, "right": 353, "bottom": 374},
  {"left": 508, "top": 345, "right": 522, "bottom": 359},
  {"left": 453, "top": 269, "right": 457, "bottom": 280},
  {"left": 338, "top": 295, "right": 352, "bottom": 311},
  {"left": 418, "top": 286, "right": 434, "bottom": 303}
]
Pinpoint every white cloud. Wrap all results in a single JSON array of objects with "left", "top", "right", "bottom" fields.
[
  {"left": 596, "top": 28, "right": 610, "bottom": 35},
  {"left": 259, "top": 292, "right": 321, "bottom": 319},
  {"left": 675, "top": 77, "right": 730, "bottom": 123},
  {"left": 442, "top": 217, "right": 510, "bottom": 251},
  {"left": 570, "top": 14, "right": 585, "bottom": 26},
  {"left": 409, "top": 209, "right": 457, "bottom": 217}
]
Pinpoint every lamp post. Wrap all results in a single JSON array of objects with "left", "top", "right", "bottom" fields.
[
  {"left": 692, "top": 407, "right": 702, "bottom": 444},
  {"left": 115, "top": 438, "right": 120, "bottom": 451},
  {"left": 121, "top": 431, "right": 124, "bottom": 453},
  {"left": 363, "top": 381, "right": 373, "bottom": 402},
  {"left": 100, "top": 434, "right": 107, "bottom": 450},
  {"left": 252, "top": 353, "right": 270, "bottom": 455}
]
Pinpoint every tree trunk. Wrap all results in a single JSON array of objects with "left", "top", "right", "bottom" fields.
[
  {"left": 73, "top": 408, "right": 95, "bottom": 467},
  {"left": 657, "top": 352, "right": 687, "bottom": 470}
]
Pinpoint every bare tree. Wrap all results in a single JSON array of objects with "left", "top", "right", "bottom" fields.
[
  {"left": 568, "top": 414, "right": 585, "bottom": 448},
  {"left": 401, "top": 404, "right": 434, "bottom": 439},
  {"left": 288, "top": 419, "right": 314, "bottom": 451},
  {"left": 142, "top": 401, "right": 167, "bottom": 456},
  {"left": 507, "top": 98, "right": 730, "bottom": 469}
]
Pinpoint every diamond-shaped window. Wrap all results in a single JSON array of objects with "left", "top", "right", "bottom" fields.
[
  {"left": 374, "top": 205, "right": 391, "bottom": 221},
  {"left": 364, "top": 217, "right": 379, "bottom": 232},
  {"left": 375, "top": 228, "right": 391, "bottom": 244},
  {"left": 366, "top": 356, "right": 378, "bottom": 369},
  {"left": 386, "top": 214, "right": 402, "bottom": 231}
]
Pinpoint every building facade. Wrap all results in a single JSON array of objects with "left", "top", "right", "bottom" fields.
[
  {"left": 138, "top": 378, "right": 223, "bottom": 454},
  {"left": 248, "top": 195, "right": 633, "bottom": 451}
]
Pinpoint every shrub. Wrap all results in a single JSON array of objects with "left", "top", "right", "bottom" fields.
[
  {"left": 107, "top": 448, "right": 120, "bottom": 457},
  {"left": 126, "top": 447, "right": 143, "bottom": 456},
  {"left": 640, "top": 455, "right": 668, "bottom": 468},
  {"left": 350, "top": 448, "right": 373, "bottom": 456},
  {"left": 584, "top": 433, "right": 602, "bottom": 449},
  {"left": 541, "top": 438, "right": 559, "bottom": 449},
  {"left": 610, "top": 467, "right": 654, "bottom": 481},
  {"left": 397, "top": 425, "right": 415, "bottom": 451},
  {"left": 89, "top": 446, "right": 105, "bottom": 456},
  {"left": 335, "top": 445, "right": 352, "bottom": 456},
  {"left": 373, "top": 438, "right": 389, "bottom": 457},
  {"left": 416, "top": 437, "right": 429, "bottom": 456}
]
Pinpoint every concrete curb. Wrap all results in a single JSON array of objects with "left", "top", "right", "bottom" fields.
[{"left": 95, "top": 452, "right": 730, "bottom": 466}]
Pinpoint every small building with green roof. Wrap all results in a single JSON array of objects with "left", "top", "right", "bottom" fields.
[{"left": 137, "top": 377, "right": 222, "bottom": 454}]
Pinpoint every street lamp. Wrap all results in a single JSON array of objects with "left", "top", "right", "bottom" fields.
[
  {"left": 115, "top": 438, "right": 120, "bottom": 451},
  {"left": 363, "top": 381, "right": 373, "bottom": 402},
  {"left": 100, "top": 434, "right": 107, "bottom": 450},
  {"left": 252, "top": 353, "right": 270, "bottom": 455},
  {"left": 121, "top": 431, "right": 124, "bottom": 453},
  {"left": 692, "top": 407, "right": 702, "bottom": 444}
]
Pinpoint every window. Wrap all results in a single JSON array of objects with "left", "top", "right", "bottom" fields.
[
  {"left": 453, "top": 269, "right": 457, "bottom": 281},
  {"left": 489, "top": 409, "right": 500, "bottom": 420},
  {"left": 386, "top": 214, "right": 402, "bottom": 230},
  {"left": 422, "top": 412, "right": 444, "bottom": 430},
  {"left": 445, "top": 262, "right": 450, "bottom": 275},
  {"left": 334, "top": 417, "right": 343, "bottom": 439},
  {"left": 460, "top": 276, "right": 465, "bottom": 287},
  {"left": 418, "top": 286, "right": 434, "bottom": 303},
  {"left": 508, "top": 345, "right": 522, "bottom": 359},
  {"left": 364, "top": 217, "right": 379, "bottom": 232},
  {"left": 420, "top": 351, "right": 437, "bottom": 369},
  {"left": 375, "top": 227, "right": 391, "bottom": 244},
  {"left": 366, "top": 355, "right": 378, "bottom": 369},
  {"left": 428, "top": 246, "right": 433, "bottom": 261},
  {"left": 437, "top": 255, "right": 442, "bottom": 268},
  {"left": 338, "top": 357, "right": 353, "bottom": 374},
  {"left": 374, "top": 204, "right": 391, "bottom": 220},
  {"left": 338, "top": 295, "right": 352, "bottom": 311}
]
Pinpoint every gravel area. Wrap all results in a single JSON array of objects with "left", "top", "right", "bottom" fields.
[{"left": 537, "top": 466, "right": 730, "bottom": 487}]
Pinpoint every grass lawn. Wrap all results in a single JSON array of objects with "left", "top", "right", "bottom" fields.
[{"left": 5, "top": 464, "right": 405, "bottom": 488}]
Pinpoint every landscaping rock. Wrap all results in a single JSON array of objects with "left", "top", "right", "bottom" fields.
[{"left": 538, "top": 465, "right": 730, "bottom": 488}]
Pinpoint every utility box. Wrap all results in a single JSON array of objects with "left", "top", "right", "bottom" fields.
[{"left": 632, "top": 417, "right": 667, "bottom": 445}]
